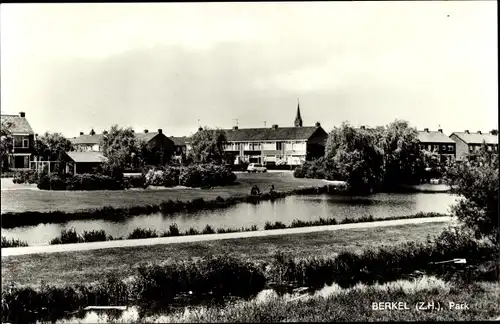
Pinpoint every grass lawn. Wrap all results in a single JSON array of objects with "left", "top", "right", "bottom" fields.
[
  {"left": 0, "top": 172, "right": 326, "bottom": 213},
  {"left": 1, "top": 221, "right": 449, "bottom": 288}
]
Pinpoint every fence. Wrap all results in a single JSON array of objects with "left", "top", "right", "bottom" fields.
[{"left": 29, "top": 161, "right": 63, "bottom": 174}]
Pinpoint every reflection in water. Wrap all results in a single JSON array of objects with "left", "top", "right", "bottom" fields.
[
  {"left": 3, "top": 193, "right": 459, "bottom": 246},
  {"left": 53, "top": 276, "right": 449, "bottom": 323}
]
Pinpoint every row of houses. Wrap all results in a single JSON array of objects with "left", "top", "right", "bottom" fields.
[{"left": 1, "top": 108, "right": 498, "bottom": 171}]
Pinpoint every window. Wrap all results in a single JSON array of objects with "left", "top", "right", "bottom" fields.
[
  {"left": 276, "top": 142, "right": 283, "bottom": 150},
  {"left": 441, "top": 145, "right": 446, "bottom": 151},
  {"left": 235, "top": 143, "right": 241, "bottom": 150},
  {"left": 433, "top": 145, "right": 439, "bottom": 151},
  {"left": 22, "top": 139, "right": 29, "bottom": 148},
  {"left": 447, "top": 145, "right": 454, "bottom": 151},
  {"left": 469, "top": 145, "right": 474, "bottom": 152}
]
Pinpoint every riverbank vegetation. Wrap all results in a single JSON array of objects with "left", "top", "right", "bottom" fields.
[
  {"left": 3, "top": 212, "right": 446, "bottom": 247},
  {"left": 2, "top": 227, "right": 497, "bottom": 323},
  {"left": 1, "top": 237, "right": 28, "bottom": 248}
]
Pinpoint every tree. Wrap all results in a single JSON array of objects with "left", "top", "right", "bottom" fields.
[
  {"left": 0, "top": 120, "right": 13, "bottom": 171},
  {"left": 34, "top": 132, "right": 74, "bottom": 174},
  {"left": 100, "top": 125, "right": 140, "bottom": 169},
  {"left": 381, "top": 120, "right": 421, "bottom": 187},
  {"left": 445, "top": 146, "right": 498, "bottom": 244},
  {"left": 188, "top": 127, "right": 228, "bottom": 164},
  {"left": 34, "top": 132, "right": 74, "bottom": 161},
  {"left": 325, "top": 122, "right": 384, "bottom": 194}
]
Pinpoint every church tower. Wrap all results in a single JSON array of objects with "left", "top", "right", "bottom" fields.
[{"left": 294, "top": 99, "right": 303, "bottom": 127}]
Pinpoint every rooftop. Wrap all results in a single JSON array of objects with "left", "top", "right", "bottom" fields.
[
  {"left": 66, "top": 151, "right": 108, "bottom": 163},
  {"left": 1, "top": 113, "right": 34, "bottom": 134},
  {"left": 170, "top": 136, "right": 189, "bottom": 146},
  {"left": 417, "top": 130, "right": 455, "bottom": 143},
  {"left": 220, "top": 125, "right": 324, "bottom": 142},
  {"left": 451, "top": 131, "right": 498, "bottom": 145}
]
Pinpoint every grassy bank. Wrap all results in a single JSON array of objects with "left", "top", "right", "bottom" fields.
[
  {"left": 1, "top": 172, "right": 328, "bottom": 213},
  {"left": 1, "top": 183, "right": 346, "bottom": 228},
  {"left": 2, "top": 229, "right": 497, "bottom": 323},
  {"left": 1, "top": 222, "right": 452, "bottom": 287},
  {"left": 18, "top": 211, "right": 446, "bottom": 246},
  {"left": 160, "top": 281, "right": 500, "bottom": 322}
]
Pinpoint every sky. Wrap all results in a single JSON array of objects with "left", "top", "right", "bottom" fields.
[{"left": 1, "top": 1, "right": 497, "bottom": 138}]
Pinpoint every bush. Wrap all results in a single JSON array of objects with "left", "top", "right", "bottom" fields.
[
  {"left": 1, "top": 237, "right": 28, "bottom": 247},
  {"left": 49, "top": 228, "right": 82, "bottom": 245},
  {"left": 37, "top": 173, "right": 124, "bottom": 191},
  {"left": 127, "top": 228, "right": 158, "bottom": 239},
  {"left": 144, "top": 166, "right": 179, "bottom": 187},
  {"left": 12, "top": 170, "right": 38, "bottom": 184},
  {"left": 179, "top": 163, "right": 236, "bottom": 188},
  {"left": 81, "top": 230, "right": 110, "bottom": 242},
  {"left": 123, "top": 175, "right": 147, "bottom": 189}
]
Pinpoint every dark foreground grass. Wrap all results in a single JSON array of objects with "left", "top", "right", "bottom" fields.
[
  {"left": 2, "top": 229, "right": 498, "bottom": 323},
  {"left": 170, "top": 282, "right": 500, "bottom": 322},
  {"left": 2, "top": 222, "right": 450, "bottom": 288}
]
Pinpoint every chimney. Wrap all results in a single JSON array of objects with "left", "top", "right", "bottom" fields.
[
  {"left": 424, "top": 128, "right": 429, "bottom": 132},
  {"left": 103, "top": 131, "right": 108, "bottom": 135},
  {"left": 158, "top": 129, "right": 162, "bottom": 134},
  {"left": 360, "top": 125, "right": 366, "bottom": 130},
  {"left": 198, "top": 127, "right": 203, "bottom": 132},
  {"left": 19, "top": 112, "right": 25, "bottom": 117},
  {"left": 144, "top": 129, "right": 149, "bottom": 133},
  {"left": 438, "top": 129, "right": 443, "bottom": 133},
  {"left": 79, "top": 132, "right": 84, "bottom": 136},
  {"left": 232, "top": 126, "right": 238, "bottom": 130},
  {"left": 315, "top": 122, "right": 321, "bottom": 127},
  {"left": 35, "top": 133, "right": 38, "bottom": 137},
  {"left": 132, "top": 130, "right": 135, "bottom": 133},
  {"left": 477, "top": 131, "right": 482, "bottom": 134},
  {"left": 272, "top": 124, "right": 278, "bottom": 129},
  {"left": 465, "top": 130, "right": 469, "bottom": 134}
]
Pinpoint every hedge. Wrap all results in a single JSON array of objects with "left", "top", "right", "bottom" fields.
[{"left": 144, "top": 163, "right": 236, "bottom": 188}]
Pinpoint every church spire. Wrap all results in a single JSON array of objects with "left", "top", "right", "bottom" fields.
[{"left": 294, "top": 98, "right": 303, "bottom": 127}]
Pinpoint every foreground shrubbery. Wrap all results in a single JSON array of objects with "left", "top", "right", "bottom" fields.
[
  {"left": 3, "top": 228, "right": 497, "bottom": 323},
  {"left": 12, "top": 170, "right": 38, "bottom": 184},
  {"left": 37, "top": 173, "right": 126, "bottom": 191},
  {"left": 144, "top": 163, "right": 236, "bottom": 188},
  {"left": 1, "top": 237, "right": 28, "bottom": 248}
]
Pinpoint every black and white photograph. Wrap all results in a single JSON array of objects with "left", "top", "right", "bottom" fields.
[{"left": 1, "top": 1, "right": 498, "bottom": 322}]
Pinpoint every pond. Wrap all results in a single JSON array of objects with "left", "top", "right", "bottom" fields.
[{"left": 2, "top": 192, "right": 459, "bottom": 246}]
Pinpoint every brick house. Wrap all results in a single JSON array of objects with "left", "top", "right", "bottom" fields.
[
  {"left": 69, "top": 128, "right": 174, "bottom": 166},
  {"left": 449, "top": 130, "right": 498, "bottom": 161},
  {"left": 1, "top": 112, "right": 36, "bottom": 170},
  {"left": 186, "top": 103, "right": 328, "bottom": 166},
  {"left": 417, "top": 128, "right": 456, "bottom": 163}
]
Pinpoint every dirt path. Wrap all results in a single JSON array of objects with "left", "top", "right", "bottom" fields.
[{"left": 1, "top": 216, "right": 452, "bottom": 257}]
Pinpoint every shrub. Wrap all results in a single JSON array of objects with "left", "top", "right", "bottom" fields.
[
  {"left": 202, "top": 225, "right": 215, "bottom": 234},
  {"left": 49, "top": 228, "right": 82, "bottom": 245},
  {"left": 134, "top": 256, "right": 266, "bottom": 303},
  {"left": 12, "top": 170, "right": 38, "bottom": 184},
  {"left": 81, "top": 230, "right": 110, "bottom": 242},
  {"left": 37, "top": 173, "right": 124, "bottom": 191},
  {"left": 168, "top": 224, "right": 180, "bottom": 236},
  {"left": 1, "top": 237, "right": 28, "bottom": 248},
  {"left": 144, "top": 166, "right": 179, "bottom": 187},
  {"left": 127, "top": 228, "right": 158, "bottom": 239},
  {"left": 124, "top": 175, "right": 147, "bottom": 189},
  {"left": 179, "top": 163, "right": 236, "bottom": 188}
]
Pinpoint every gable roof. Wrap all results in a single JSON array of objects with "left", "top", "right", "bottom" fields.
[
  {"left": 135, "top": 132, "right": 160, "bottom": 142},
  {"left": 217, "top": 126, "right": 323, "bottom": 142},
  {"left": 69, "top": 134, "right": 104, "bottom": 145},
  {"left": 1, "top": 114, "right": 35, "bottom": 134},
  {"left": 170, "top": 136, "right": 189, "bottom": 146},
  {"left": 66, "top": 151, "right": 108, "bottom": 163},
  {"left": 451, "top": 132, "right": 498, "bottom": 145},
  {"left": 417, "top": 130, "right": 455, "bottom": 144}
]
